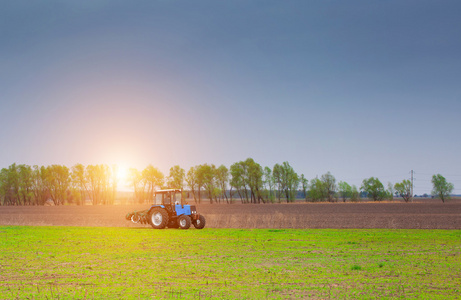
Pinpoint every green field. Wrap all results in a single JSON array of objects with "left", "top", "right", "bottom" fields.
[{"left": 1, "top": 226, "right": 460, "bottom": 299}]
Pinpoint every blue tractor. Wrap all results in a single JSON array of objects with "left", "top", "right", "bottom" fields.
[{"left": 126, "top": 189, "right": 206, "bottom": 229}]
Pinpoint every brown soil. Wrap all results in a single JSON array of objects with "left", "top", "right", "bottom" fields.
[{"left": 1, "top": 200, "right": 460, "bottom": 229}]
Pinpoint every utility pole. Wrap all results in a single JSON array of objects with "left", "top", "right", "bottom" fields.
[{"left": 410, "top": 170, "right": 414, "bottom": 202}]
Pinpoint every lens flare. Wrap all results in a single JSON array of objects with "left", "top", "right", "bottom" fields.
[{"left": 116, "top": 164, "right": 129, "bottom": 187}]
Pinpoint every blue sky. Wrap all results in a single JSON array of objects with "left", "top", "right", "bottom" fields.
[{"left": 1, "top": 1, "right": 460, "bottom": 194}]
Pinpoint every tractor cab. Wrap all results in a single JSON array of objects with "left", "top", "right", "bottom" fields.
[{"left": 154, "top": 189, "right": 184, "bottom": 206}]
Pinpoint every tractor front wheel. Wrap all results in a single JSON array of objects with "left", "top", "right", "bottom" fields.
[
  {"left": 149, "top": 208, "right": 169, "bottom": 229},
  {"left": 193, "top": 215, "right": 206, "bottom": 229},
  {"left": 178, "top": 215, "right": 191, "bottom": 229}
]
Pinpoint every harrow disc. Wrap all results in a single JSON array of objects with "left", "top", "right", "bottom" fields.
[{"left": 131, "top": 214, "right": 141, "bottom": 223}]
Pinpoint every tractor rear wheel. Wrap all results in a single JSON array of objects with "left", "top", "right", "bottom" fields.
[
  {"left": 192, "top": 215, "right": 206, "bottom": 229},
  {"left": 178, "top": 215, "right": 191, "bottom": 229},
  {"left": 149, "top": 208, "right": 169, "bottom": 229}
]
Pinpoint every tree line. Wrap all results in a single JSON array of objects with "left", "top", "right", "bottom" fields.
[
  {"left": 0, "top": 164, "right": 119, "bottom": 206},
  {"left": 0, "top": 160, "right": 455, "bottom": 205}
]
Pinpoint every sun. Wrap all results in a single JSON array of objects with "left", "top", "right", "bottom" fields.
[{"left": 116, "top": 164, "right": 129, "bottom": 186}]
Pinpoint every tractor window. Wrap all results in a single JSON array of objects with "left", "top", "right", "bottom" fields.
[
  {"left": 155, "top": 194, "right": 162, "bottom": 205},
  {"left": 175, "top": 193, "right": 182, "bottom": 205},
  {"left": 163, "top": 193, "right": 171, "bottom": 205}
]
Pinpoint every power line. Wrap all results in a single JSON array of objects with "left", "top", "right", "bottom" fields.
[
  {"left": 415, "top": 172, "right": 461, "bottom": 177},
  {"left": 341, "top": 174, "right": 409, "bottom": 181}
]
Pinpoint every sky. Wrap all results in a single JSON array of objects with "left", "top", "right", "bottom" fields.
[{"left": 1, "top": 0, "right": 461, "bottom": 195}]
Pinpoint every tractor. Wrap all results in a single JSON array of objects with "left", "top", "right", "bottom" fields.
[{"left": 125, "top": 189, "right": 206, "bottom": 229}]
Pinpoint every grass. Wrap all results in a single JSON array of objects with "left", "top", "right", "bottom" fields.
[
  {"left": 0, "top": 226, "right": 460, "bottom": 299},
  {"left": 351, "top": 264, "right": 362, "bottom": 271}
]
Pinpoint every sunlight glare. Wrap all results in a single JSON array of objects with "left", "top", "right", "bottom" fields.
[{"left": 116, "top": 164, "right": 129, "bottom": 186}]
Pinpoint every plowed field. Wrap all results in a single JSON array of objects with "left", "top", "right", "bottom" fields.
[{"left": 1, "top": 200, "right": 459, "bottom": 229}]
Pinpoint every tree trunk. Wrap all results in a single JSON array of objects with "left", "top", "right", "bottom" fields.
[
  {"left": 237, "top": 189, "right": 243, "bottom": 203},
  {"left": 208, "top": 189, "right": 213, "bottom": 204},
  {"left": 190, "top": 188, "right": 197, "bottom": 204}
]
